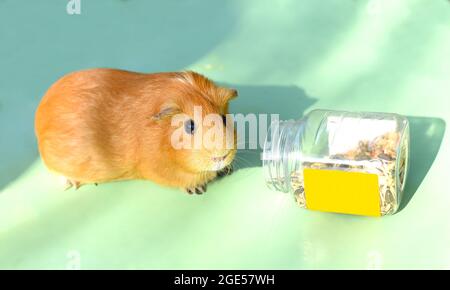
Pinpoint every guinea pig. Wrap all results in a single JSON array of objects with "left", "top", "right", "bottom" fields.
[{"left": 35, "top": 68, "right": 238, "bottom": 194}]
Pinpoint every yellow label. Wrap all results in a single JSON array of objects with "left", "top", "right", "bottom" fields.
[{"left": 303, "top": 169, "right": 381, "bottom": 217}]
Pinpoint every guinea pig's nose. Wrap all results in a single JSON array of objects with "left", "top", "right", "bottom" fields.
[{"left": 212, "top": 152, "right": 229, "bottom": 162}]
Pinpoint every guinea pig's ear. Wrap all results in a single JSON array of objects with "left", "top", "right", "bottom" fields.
[
  {"left": 151, "top": 103, "right": 181, "bottom": 121},
  {"left": 224, "top": 88, "right": 238, "bottom": 101},
  {"left": 218, "top": 87, "right": 238, "bottom": 105}
]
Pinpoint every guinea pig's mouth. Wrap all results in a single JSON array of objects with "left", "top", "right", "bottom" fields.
[
  {"left": 211, "top": 152, "right": 230, "bottom": 162},
  {"left": 210, "top": 151, "right": 235, "bottom": 171}
]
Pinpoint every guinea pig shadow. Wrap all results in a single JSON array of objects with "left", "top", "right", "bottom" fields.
[
  {"left": 226, "top": 84, "right": 317, "bottom": 170},
  {"left": 399, "top": 116, "right": 446, "bottom": 212},
  {"left": 0, "top": 101, "right": 38, "bottom": 192}
]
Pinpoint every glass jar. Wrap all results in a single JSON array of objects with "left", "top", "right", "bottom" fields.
[{"left": 262, "top": 109, "right": 410, "bottom": 217}]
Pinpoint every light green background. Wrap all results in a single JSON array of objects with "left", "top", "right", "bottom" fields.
[{"left": 0, "top": 0, "right": 449, "bottom": 269}]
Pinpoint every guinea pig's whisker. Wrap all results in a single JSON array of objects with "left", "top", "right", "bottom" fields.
[
  {"left": 235, "top": 141, "right": 257, "bottom": 146},
  {"left": 230, "top": 157, "right": 261, "bottom": 180},
  {"left": 237, "top": 149, "right": 261, "bottom": 154},
  {"left": 235, "top": 143, "right": 258, "bottom": 148},
  {"left": 233, "top": 156, "right": 255, "bottom": 168}
]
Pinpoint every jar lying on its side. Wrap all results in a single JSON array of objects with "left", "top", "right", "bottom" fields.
[{"left": 262, "top": 110, "right": 410, "bottom": 217}]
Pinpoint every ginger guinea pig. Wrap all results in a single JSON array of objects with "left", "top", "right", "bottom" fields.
[{"left": 35, "top": 68, "right": 237, "bottom": 194}]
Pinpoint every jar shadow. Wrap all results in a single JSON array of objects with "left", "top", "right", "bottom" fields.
[
  {"left": 229, "top": 90, "right": 445, "bottom": 214},
  {"left": 227, "top": 84, "right": 317, "bottom": 171},
  {"left": 399, "top": 116, "right": 446, "bottom": 212}
]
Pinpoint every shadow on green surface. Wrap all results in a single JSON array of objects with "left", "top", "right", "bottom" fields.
[
  {"left": 400, "top": 116, "right": 446, "bottom": 211},
  {"left": 228, "top": 85, "right": 316, "bottom": 170}
]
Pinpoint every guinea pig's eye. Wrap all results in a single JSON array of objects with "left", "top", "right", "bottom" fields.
[
  {"left": 184, "top": 119, "right": 196, "bottom": 134},
  {"left": 222, "top": 115, "right": 227, "bottom": 127}
]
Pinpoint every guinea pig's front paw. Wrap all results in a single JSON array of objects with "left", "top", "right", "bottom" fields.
[
  {"left": 216, "top": 165, "right": 234, "bottom": 178},
  {"left": 185, "top": 184, "right": 207, "bottom": 195},
  {"left": 64, "top": 178, "right": 82, "bottom": 190}
]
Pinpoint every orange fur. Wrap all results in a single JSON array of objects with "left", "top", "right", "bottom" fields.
[{"left": 35, "top": 68, "right": 237, "bottom": 190}]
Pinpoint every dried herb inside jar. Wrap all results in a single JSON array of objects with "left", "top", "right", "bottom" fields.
[{"left": 292, "top": 132, "right": 407, "bottom": 215}]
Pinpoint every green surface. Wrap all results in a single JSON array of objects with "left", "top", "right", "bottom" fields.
[{"left": 0, "top": 0, "right": 449, "bottom": 269}]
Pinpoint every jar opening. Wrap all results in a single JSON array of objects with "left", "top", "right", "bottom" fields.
[{"left": 262, "top": 120, "right": 304, "bottom": 193}]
